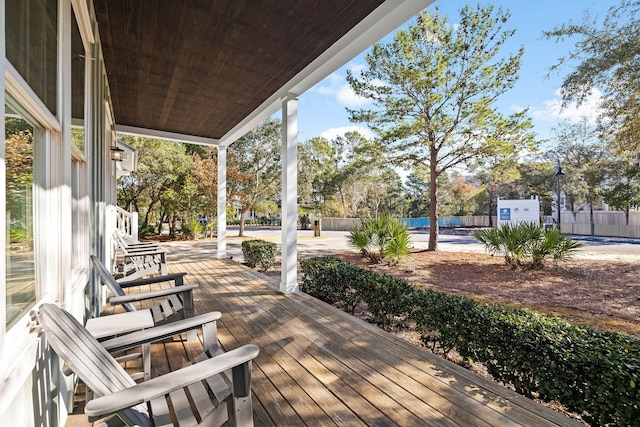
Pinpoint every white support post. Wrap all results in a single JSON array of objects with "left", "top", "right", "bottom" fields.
[
  {"left": 131, "top": 212, "right": 139, "bottom": 241},
  {"left": 217, "top": 145, "right": 227, "bottom": 259},
  {"left": 281, "top": 95, "right": 299, "bottom": 294}
]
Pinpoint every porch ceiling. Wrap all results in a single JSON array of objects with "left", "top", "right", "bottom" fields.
[{"left": 93, "top": 0, "right": 430, "bottom": 146}]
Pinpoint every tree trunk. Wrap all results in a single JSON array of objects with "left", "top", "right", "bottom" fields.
[
  {"left": 625, "top": 207, "right": 630, "bottom": 226},
  {"left": 428, "top": 154, "right": 439, "bottom": 251},
  {"left": 487, "top": 190, "right": 494, "bottom": 227},
  {"left": 238, "top": 206, "right": 251, "bottom": 237},
  {"left": 589, "top": 199, "right": 595, "bottom": 236},
  {"left": 338, "top": 188, "right": 348, "bottom": 217},
  {"left": 144, "top": 199, "right": 159, "bottom": 229},
  {"left": 169, "top": 215, "right": 176, "bottom": 236}
]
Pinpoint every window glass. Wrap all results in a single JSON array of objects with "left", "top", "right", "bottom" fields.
[
  {"left": 71, "top": 143, "right": 87, "bottom": 270},
  {"left": 5, "top": 104, "right": 38, "bottom": 328},
  {"left": 5, "top": 0, "right": 58, "bottom": 116},
  {"left": 71, "top": 9, "right": 85, "bottom": 152}
]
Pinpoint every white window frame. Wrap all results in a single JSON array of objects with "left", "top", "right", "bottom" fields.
[
  {"left": 69, "top": 0, "right": 91, "bottom": 289},
  {"left": 0, "top": 0, "right": 64, "bottom": 411},
  {"left": 1, "top": 66, "right": 60, "bottom": 406}
]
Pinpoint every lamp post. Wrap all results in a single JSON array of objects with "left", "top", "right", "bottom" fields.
[{"left": 554, "top": 160, "right": 565, "bottom": 229}]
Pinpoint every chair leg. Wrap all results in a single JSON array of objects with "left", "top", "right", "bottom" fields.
[
  {"left": 142, "top": 343, "right": 150, "bottom": 381},
  {"left": 229, "top": 394, "right": 253, "bottom": 427},
  {"left": 229, "top": 362, "right": 253, "bottom": 426},
  {"left": 202, "top": 321, "right": 218, "bottom": 350}
]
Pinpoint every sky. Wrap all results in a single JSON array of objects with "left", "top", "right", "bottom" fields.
[{"left": 293, "top": 0, "right": 613, "bottom": 145}]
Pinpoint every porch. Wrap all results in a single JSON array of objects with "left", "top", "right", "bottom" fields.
[{"left": 66, "top": 254, "right": 581, "bottom": 426}]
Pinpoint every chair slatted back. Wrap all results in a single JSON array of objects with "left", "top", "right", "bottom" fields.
[
  {"left": 91, "top": 255, "right": 137, "bottom": 312},
  {"left": 38, "top": 304, "right": 151, "bottom": 426}
]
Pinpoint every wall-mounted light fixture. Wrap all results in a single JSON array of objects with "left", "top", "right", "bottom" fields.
[{"left": 110, "top": 145, "right": 125, "bottom": 161}]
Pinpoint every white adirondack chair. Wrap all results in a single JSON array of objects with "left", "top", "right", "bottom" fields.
[
  {"left": 113, "top": 232, "right": 167, "bottom": 280},
  {"left": 91, "top": 255, "right": 199, "bottom": 379},
  {"left": 114, "top": 230, "right": 160, "bottom": 251},
  {"left": 35, "top": 303, "right": 259, "bottom": 427},
  {"left": 92, "top": 255, "right": 195, "bottom": 323}
]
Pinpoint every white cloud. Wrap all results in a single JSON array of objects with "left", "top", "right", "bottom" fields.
[
  {"left": 336, "top": 85, "right": 370, "bottom": 107},
  {"left": 314, "top": 63, "right": 372, "bottom": 108},
  {"left": 319, "top": 125, "right": 375, "bottom": 140},
  {"left": 347, "top": 62, "right": 367, "bottom": 74},
  {"left": 524, "top": 88, "right": 603, "bottom": 126}
]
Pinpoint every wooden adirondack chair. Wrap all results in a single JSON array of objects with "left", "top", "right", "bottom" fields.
[
  {"left": 113, "top": 233, "right": 167, "bottom": 280},
  {"left": 35, "top": 303, "right": 259, "bottom": 427},
  {"left": 92, "top": 255, "right": 195, "bottom": 323},
  {"left": 114, "top": 230, "right": 160, "bottom": 251},
  {"left": 91, "top": 255, "right": 199, "bottom": 380}
]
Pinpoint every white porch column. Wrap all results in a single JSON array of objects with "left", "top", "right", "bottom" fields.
[
  {"left": 217, "top": 145, "right": 227, "bottom": 259},
  {"left": 281, "top": 95, "right": 299, "bottom": 294}
]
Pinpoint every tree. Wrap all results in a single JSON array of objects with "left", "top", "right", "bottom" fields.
[
  {"left": 117, "top": 136, "right": 191, "bottom": 234},
  {"left": 297, "top": 140, "right": 318, "bottom": 214},
  {"left": 304, "top": 135, "right": 348, "bottom": 216},
  {"left": 347, "top": 4, "right": 535, "bottom": 250},
  {"left": 447, "top": 173, "right": 483, "bottom": 217},
  {"left": 472, "top": 150, "right": 531, "bottom": 225},
  {"left": 190, "top": 147, "right": 219, "bottom": 218},
  {"left": 227, "top": 118, "right": 281, "bottom": 237},
  {"left": 603, "top": 163, "right": 640, "bottom": 225},
  {"left": 404, "top": 166, "right": 430, "bottom": 218},
  {"left": 547, "top": 119, "right": 611, "bottom": 234},
  {"left": 515, "top": 161, "right": 557, "bottom": 216},
  {"left": 544, "top": 0, "right": 640, "bottom": 155},
  {"left": 301, "top": 131, "right": 401, "bottom": 218}
]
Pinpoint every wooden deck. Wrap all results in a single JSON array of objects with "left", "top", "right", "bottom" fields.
[{"left": 66, "top": 256, "right": 582, "bottom": 426}]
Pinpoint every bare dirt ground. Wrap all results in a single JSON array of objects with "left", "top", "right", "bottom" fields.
[{"left": 331, "top": 250, "right": 640, "bottom": 338}]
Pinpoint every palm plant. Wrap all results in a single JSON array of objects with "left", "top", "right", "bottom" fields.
[
  {"left": 385, "top": 220, "right": 411, "bottom": 265},
  {"left": 473, "top": 222, "right": 581, "bottom": 270},
  {"left": 348, "top": 215, "right": 411, "bottom": 264},
  {"left": 348, "top": 220, "right": 376, "bottom": 260}
]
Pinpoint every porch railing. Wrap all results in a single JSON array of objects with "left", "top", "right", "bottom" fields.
[{"left": 115, "top": 206, "right": 139, "bottom": 242}]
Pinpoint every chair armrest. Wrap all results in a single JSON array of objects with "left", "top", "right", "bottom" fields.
[
  {"left": 109, "top": 284, "right": 198, "bottom": 305},
  {"left": 123, "top": 241, "right": 158, "bottom": 246},
  {"left": 84, "top": 344, "right": 260, "bottom": 418},
  {"left": 121, "top": 245, "right": 159, "bottom": 253},
  {"left": 101, "top": 311, "right": 222, "bottom": 353},
  {"left": 118, "top": 272, "right": 187, "bottom": 288},
  {"left": 123, "top": 249, "right": 166, "bottom": 257}
]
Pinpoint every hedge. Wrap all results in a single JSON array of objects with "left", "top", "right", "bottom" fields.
[
  {"left": 299, "top": 256, "right": 640, "bottom": 426},
  {"left": 300, "top": 256, "right": 413, "bottom": 329},
  {"left": 241, "top": 239, "right": 276, "bottom": 272}
]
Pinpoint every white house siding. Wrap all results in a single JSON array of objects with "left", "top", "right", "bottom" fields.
[{"left": 0, "top": 1, "right": 116, "bottom": 425}]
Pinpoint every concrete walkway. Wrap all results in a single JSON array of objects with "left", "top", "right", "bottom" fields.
[{"left": 161, "top": 226, "right": 639, "bottom": 264}]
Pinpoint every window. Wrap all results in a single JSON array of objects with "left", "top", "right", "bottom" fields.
[
  {"left": 5, "top": 0, "right": 58, "bottom": 116},
  {"left": 71, "top": 151, "right": 88, "bottom": 270},
  {"left": 71, "top": 8, "right": 86, "bottom": 153},
  {"left": 5, "top": 102, "right": 40, "bottom": 328},
  {"left": 71, "top": 5, "right": 88, "bottom": 271}
]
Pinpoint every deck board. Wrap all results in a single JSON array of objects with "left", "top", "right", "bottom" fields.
[{"left": 65, "top": 256, "right": 583, "bottom": 426}]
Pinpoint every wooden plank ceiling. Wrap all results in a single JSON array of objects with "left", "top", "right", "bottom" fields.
[{"left": 93, "top": 0, "right": 385, "bottom": 141}]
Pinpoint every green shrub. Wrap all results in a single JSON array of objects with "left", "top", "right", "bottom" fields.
[
  {"left": 138, "top": 223, "right": 156, "bottom": 237},
  {"left": 187, "top": 217, "right": 204, "bottom": 238},
  {"left": 9, "top": 221, "right": 30, "bottom": 245},
  {"left": 241, "top": 239, "right": 277, "bottom": 271},
  {"left": 412, "top": 291, "right": 640, "bottom": 426},
  {"left": 348, "top": 215, "right": 411, "bottom": 264},
  {"left": 300, "top": 256, "right": 363, "bottom": 313},
  {"left": 301, "top": 255, "right": 640, "bottom": 426},
  {"left": 472, "top": 222, "right": 581, "bottom": 269},
  {"left": 300, "top": 256, "right": 414, "bottom": 328}
]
